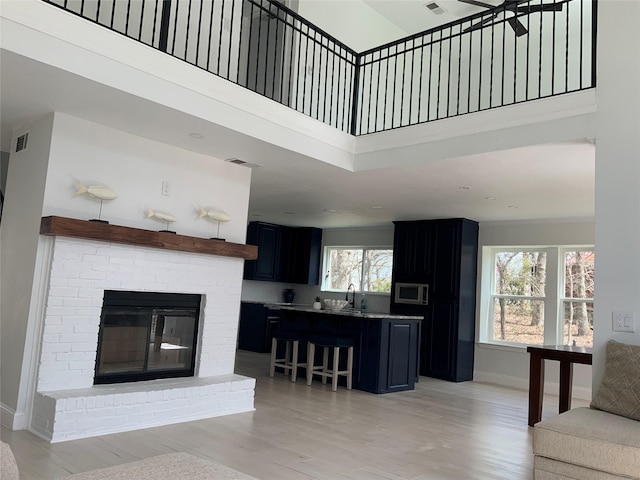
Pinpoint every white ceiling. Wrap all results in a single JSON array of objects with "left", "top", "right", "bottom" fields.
[
  {"left": 362, "top": 0, "right": 497, "bottom": 40},
  {"left": 0, "top": 1, "right": 595, "bottom": 230}
]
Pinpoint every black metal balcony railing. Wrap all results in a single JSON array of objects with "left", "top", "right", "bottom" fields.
[{"left": 42, "top": 0, "right": 596, "bottom": 136}]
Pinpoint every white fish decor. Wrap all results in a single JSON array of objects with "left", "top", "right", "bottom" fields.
[
  {"left": 147, "top": 209, "right": 177, "bottom": 233},
  {"left": 75, "top": 180, "right": 117, "bottom": 223},
  {"left": 199, "top": 208, "right": 231, "bottom": 223},
  {"left": 147, "top": 209, "right": 176, "bottom": 223},
  {"left": 198, "top": 207, "right": 231, "bottom": 241},
  {"left": 75, "top": 181, "right": 117, "bottom": 200}
]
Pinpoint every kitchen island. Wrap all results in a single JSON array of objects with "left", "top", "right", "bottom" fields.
[{"left": 278, "top": 306, "right": 423, "bottom": 394}]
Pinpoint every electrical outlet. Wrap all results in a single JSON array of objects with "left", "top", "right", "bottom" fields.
[
  {"left": 612, "top": 311, "right": 636, "bottom": 332},
  {"left": 161, "top": 181, "right": 170, "bottom": 196}
]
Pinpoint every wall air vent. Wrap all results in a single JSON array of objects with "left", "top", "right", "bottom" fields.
[
  {"left": 424, "top": 2, "right": 446, "bottom": 14},
  {"left": 225, "top": 158, "right": 262, "bottom": 169},
  {"left": 15, "top": 132, "right": 29, "bottom": 153}
]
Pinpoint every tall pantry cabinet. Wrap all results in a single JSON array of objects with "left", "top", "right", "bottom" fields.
[{"left": 390, "top": 218, "right": 479, "bottom": 382}]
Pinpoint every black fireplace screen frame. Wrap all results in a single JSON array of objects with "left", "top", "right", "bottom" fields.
[{"left": 94, "top": 290, "right": 201, "bottom": 385}]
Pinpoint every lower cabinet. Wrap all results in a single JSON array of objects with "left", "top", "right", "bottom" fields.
[
  {"left": 371, "top": 320, "right": 421, "bottom": 393},
  {"left": 278, "top": 309, "right": 421, "bottom": 394},
  {"left": 237, "top": 302, "right": 280, "bottom": 353}
]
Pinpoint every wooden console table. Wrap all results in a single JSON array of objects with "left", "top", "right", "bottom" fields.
[{"left": 527, "top": 344, "right": 592, "bottom": 426}]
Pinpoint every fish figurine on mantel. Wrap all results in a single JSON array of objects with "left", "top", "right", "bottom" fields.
[
  {"left": 147, "top": 209, "right": 177, "bottom": 233},
  {"left": 198, "top": 207, "right": 230, "bottom": 241},
  {"left": 75, "top": 181, "right": 117, "bottom": 200},
  {"left": 75, "top": 180, "right": 117, "bottom": 223},
  {"left": 199, "top": 208, "right": 231, "bottom": 223}
]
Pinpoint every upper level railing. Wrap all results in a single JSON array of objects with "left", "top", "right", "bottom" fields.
[{"left": 41, "top": 0, "right": 596, "bottom": 136}]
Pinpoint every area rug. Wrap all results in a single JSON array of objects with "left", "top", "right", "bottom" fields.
[{"left": 56, "top": 452, "right": 259, "bottom": 479}]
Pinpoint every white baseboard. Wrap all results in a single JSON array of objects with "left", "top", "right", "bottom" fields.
[
  {"left": 473, "top": 371, "right": 592, "bottom": 402},
  {"left": 1, "top": 403, "right": 26, "bottom": 430}
]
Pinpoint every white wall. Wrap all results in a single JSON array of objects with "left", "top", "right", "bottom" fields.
[
  {"left": 0, "top": 114, "right": 54, "bottom": 427},
  {"left": 593, "top": 0, "right": 640, "bottom": 390},
  {"left": 475, "top": 220, "right": 594, "bottom": 399},
  {"left": 0, "top": 112, "right": 253, "bottom": 430},
  {"left": 43, "top": 113, "right": 251, "bottom": 242}
]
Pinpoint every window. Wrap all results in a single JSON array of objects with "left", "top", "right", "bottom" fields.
[
  {"left": 562, "top": 250, "right": 594, "bottom": 347},
  {"left": 483, "top": 247, "right": 594, "bottom": 347},
  {"left": 322, "top": 247, "right": 393, "bottom": 293}
]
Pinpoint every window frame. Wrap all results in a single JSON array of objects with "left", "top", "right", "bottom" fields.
[
  {"left": 321, "top": 245, "right": 393, "bottom": 295},
  {"left": 480, "top": 245, "right": 594, "bottom": 348}
]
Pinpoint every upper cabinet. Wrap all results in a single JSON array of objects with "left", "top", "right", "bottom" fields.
[
  {"left": 392, "top": 221, "right": 433, "bottom": 282},
  {"left": 243, "top": 222, "right": 322, "bottom": 285}
]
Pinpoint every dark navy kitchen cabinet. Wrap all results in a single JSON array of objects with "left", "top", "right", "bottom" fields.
[
  {"left": 391, "top": 218, "right": 478, "bottom": 382},
  {"left": 243, "top": 222, "right": 322, "bottom": 285},
  {"left": 286, "top": 227, "right": 322, "bottom": 285},
  {"left": 243, "top": 222, "right": 286, "bottom": 282},
  {"left": 237, "top": 302, "right": 281, "bottom": 353}
]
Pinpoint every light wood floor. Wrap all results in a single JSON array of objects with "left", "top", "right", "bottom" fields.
[{"left": 2, "top": 350, "right": 588, "bottom": 479}]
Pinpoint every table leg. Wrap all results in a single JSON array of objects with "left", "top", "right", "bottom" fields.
[
  {"left": 559, "top": 361, "right": 573, "bottom": 414},
  {"left": 528, "top": 353, "right": 545, "bottom": 426}
]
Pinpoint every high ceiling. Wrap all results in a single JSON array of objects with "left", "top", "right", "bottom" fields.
[
  {"left": 297, "top": 0, "right": 500, "bottom": 51},
  {"left": 1, "top": 1, "right": 595, "bottom": 229}
]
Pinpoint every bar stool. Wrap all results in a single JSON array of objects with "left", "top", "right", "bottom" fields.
[
  {"left": 269, "top": 330, "right": 308, "bottom": 382},
  {"left": 306, "top": 334, "right": 354, "bottom": 391}
]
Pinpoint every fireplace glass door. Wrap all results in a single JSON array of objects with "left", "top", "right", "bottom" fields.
[{"left": 95, "top": 291, "right": 200, "bottom": 384}]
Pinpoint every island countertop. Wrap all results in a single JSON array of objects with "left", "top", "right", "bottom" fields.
[{"left": 278, "top": 305, "right": 423, "bottom": 320}]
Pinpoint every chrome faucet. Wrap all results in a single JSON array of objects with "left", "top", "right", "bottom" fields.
[{"left": 345, "top": 283, "right": 356, "bottom": 309}]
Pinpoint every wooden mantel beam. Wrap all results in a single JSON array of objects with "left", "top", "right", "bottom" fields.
[{"left": 40, "top": 216, "right": 258, "bottom": 260}]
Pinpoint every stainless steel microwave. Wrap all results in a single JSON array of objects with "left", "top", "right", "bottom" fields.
[{"left": 394, "top": 283, "right": 429, "bottom": 305}]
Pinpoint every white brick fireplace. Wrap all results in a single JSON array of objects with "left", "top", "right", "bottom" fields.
[{"left": 30, "top": 234, "right": 255, "bottom": 443}]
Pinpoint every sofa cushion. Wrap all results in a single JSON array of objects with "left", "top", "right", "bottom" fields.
[
  {"left": 534, "top": 456, "right": 637, "bottom": 480},
  {"left": 533, "top": 407, "right": 640, "bottom": 479},
  {"left": 591, "top": 339, "right": 640, "bottom": 421}
]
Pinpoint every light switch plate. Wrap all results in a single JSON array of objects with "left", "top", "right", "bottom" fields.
[{"left": 612, "top": 311, "right": 636, "bottom": 333}]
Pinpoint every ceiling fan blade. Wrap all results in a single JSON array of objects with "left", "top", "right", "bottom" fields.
[
  {"left": 463, "top": 15, "right": 500, "bottom": 33},
  {"left": 507, "top": 16, "right": 528, "bottom": 36},
  {"left": 458, "top": 0, "right": 498, "bottom": 9},
  {"left": 518, "top": 3, "right": 565, "bottom": 13}
]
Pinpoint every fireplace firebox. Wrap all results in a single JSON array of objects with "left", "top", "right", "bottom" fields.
[{"left": 95, "top": 291, "right": 201, "bottom": 384}]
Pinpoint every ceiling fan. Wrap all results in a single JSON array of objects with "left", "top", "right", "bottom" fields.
[{"left": 458, "top": 0, "right": 566, "bottom": 37}]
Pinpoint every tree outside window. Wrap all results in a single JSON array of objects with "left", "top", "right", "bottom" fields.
[
  {"left": 563, "top": 250, "right": 594, "bottom": 347},
  {"left": 323, "top": 247, "right": 392, "bottom": 293},
  {"left": 491, "top": 251, "right": 546, "bottom": 345},
  {"left": 486, "top": 247, "right": 594, "bottom": 347}
]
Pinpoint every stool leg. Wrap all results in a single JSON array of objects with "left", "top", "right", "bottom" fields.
[
  {"left": 284, "top": 340, "right": 291, "bottom": 375},
  {"left": 269, "top": 337, "right": 278, "bottom": 377},
  {"left": 307, "top": 342, "right": 315, "bottom": 386},
  {"left": 346, "top": 346, "right": 353, "bottom": 390},
  {"left": 291, "top": 340, "right": 299, "bottom": 383},
  {"left": 322, "top": 347, "right": 329, "bottom": 385},
  {"left": 332, "top": 346, "right": 340, "bottom": 391}
]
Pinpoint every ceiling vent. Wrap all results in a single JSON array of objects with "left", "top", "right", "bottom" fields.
[
  {"left": 15, "top": 132, "right": 29, "bottom": 153},
  {"left": 225, "top": 158, "right": 262, "bottom": 169},
  {"left": 424, "top": 2, "right": 446, "bottom": 14}
]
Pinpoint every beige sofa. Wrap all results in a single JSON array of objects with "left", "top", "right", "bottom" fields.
[
  {"left": 533, "top": 407, "right": 640, "bottom": 479},
  {"left": 533, "top": 340, "right": 640, "bottom": 480}
]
